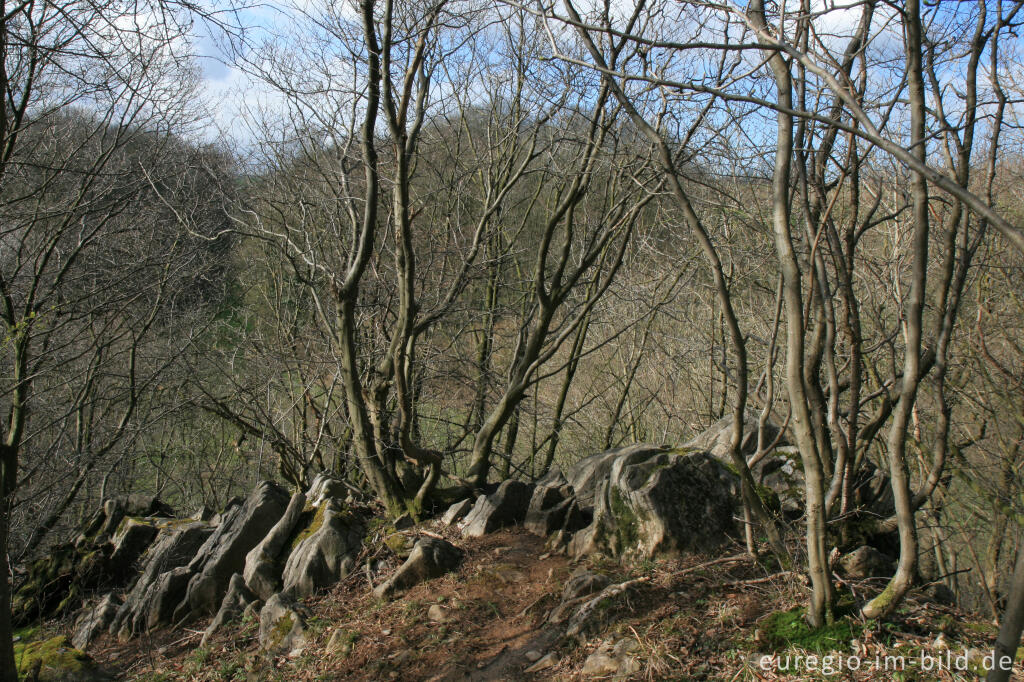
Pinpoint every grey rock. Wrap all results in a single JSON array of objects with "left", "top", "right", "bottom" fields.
[
  {"left": 281, "top": 502, "right": 363, "bottom": 599},
  {"left": 73, "top": 593, "right": 121, "bottom": 650},
  {"left": 107, "top": 520, "right": 213, "bottom": 637},
  {"left": 307, "top": 473, "right": 348, "bottom": 507},
  {"left": 440, "top": 499, "right": 473, "bottom": 526},
  {"left": 685, "top": 413, "right": 803, "bottom": 513},
  {"left": 583, "top": 449, "right": 740, "bottom": 559},
  {"left": 258, "top": 593, "right": 307, "bottom": 653},
  {"left": 839, "top": 545, "right": 894, "bottom": 579},
  {"left": 109, "top": 519, "right": 159, "bottom": 566},
  {"left": 178, "top": 480, "right": 290, "bottom": 619},
  {"left": 202, "top": 573, "right": 257, "bottom": 646},
  {"left": 581, "top": 640, "right": 640, "bottom": 678},
  {"left": 460, "top": 480, "right": 534, "bottom": 538},
  {"left": 524, "top": 478, "right": 588, "bottom": 537},
  {"left": 373, "top": 536, "right": 463, "bottom": 600},
  {"left": 243, "top": 492, "right": 307, "bottom": 600}
]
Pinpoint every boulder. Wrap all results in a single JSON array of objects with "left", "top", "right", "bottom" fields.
[
  {"left": 243, "top": 491, "right": 307, "bottom": 600},
  {"left": 72, "top": 594, "right": 121, "bottom": 650},
  {"left": 109, "top": 518, "right": 159, "bottom": 566},
  {"left": 177, "top": 480, "right": 290, "bottom": 620},
  {"left": 372, "top": 536, "right": 464, "bottom": 600},
  {"left": 281, "top": 501, "right": 363, "bottom": 599},
  {"left": 684, "top": 414, "right": 805, "bottom": 513},
  {"left": 440, "top": 498, "right": 473, "bottom": 526},
  {"left": 202, "top": 574, "right": 257, "bottom": 646},
  {"left": 258, "top": 593, "right": 307, "bottom": 654},
  {"left": 838, "top": 545, "right": 894, "bottom": 579},
  {"left": 460, "top": 480, "right": 534, "bottom": 538},
  {"left": 580, "top": 449, "right": 740, "bottom": 559},
  {"left": 567, "top": 444, "right": 666, "bottom": 509}
]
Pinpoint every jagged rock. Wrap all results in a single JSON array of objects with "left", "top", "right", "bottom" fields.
[
  {"left": 372, "top": 536, "right": 463, "bottom": 600},
  {"left": 524, "top": 475, "right": 588, "bottom": 537},
  {"left": 838, "top": 545, "right": 894, "bottom": 579},
  {"left": 109, "top": 519, "right": 159, "bottom": 566},
  {"left": 460, "top": 480, "right": 533, "bottom": 538},
  {"left": 108, "top": 520, "right": 213, "bottom": 636},
  {"left": 176, "top": 481, "right": 290, "bottom": 621},
  {"left": 307, "top": 473, "right": 348, "bottom": 508},
  {"left": 580, "top": 449, "right": 740, "bottom": 559},
  {"left": 281, "top": 501, "right": 363, "bottom": 599},
  {"left": 440, "top": 499, "right": 473, "bottom": 526},
  {"left": 258, "top": 593, "right": 307, "bottom": 654},
  {"left": 243, "top": 492, "right": 307, "bottom": 600},
  {"left": 202, "top": 574, "right": 257, "bottom": 646},
  {"left": 72, "top": 594, "right": 121, "bottom": 650},
  {"left": 567, "top": 444, "right": 666, "bottom": 509}
]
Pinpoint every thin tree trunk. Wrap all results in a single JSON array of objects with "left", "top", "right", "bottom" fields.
[{"left": 988, "top": 534, "right": 1024, "bottom": 682}]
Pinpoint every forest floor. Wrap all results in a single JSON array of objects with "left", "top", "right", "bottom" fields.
[{"left": 36, "top": 525, "right": 1023, "bottom": 681}]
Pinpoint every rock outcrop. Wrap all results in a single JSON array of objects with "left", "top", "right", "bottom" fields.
[
  {"left": 573, "top": 447, "right": 740, "bottom": 559},
  {"left": 202, "top": 574, "right": 258, "bottom": 646},
  {"left": 281, "top": 500, "right": 363, "bottom": 599},
  {"left": 243, "top": 491, "right": 308, "bottom": 600},
  {"left": 107, "top": 519, "right": 214, "bottom": 637},
  {"left": 72, "top": 594, "right": 121, "bottom": 650},
  {"left": 174, "top": 480, "right": 291, "bottom": 622}
]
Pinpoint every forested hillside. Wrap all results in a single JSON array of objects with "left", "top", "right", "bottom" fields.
[{"left": 4, "top": 0, "right": 1024, "bottom": 680}]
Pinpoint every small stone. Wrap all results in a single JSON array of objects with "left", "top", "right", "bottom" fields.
[
  {"left": 582, "top": 651, "right": 619, "bottom": 676},
  {"left": 428, "top": 604, "right": 450, "bottom": 623},
  {"left": 525, "top": 652, "right": 557, "bottom": 673},
  {"left": 525, "top": 650, "right": 543, "bottom": 663},
  {"left": 382, "top": 628, "right": 391, "bottom": 636}
]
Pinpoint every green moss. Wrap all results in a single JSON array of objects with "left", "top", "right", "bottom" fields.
[
  {"left": 269, "top": 614, "right": 296, "bottom": 649},
  {"left": 759, "top": 608, "right": 860, "bottom": 654},
  {"left": 290, "top": 505, "right": 327, "bottom": 551},
  {"left": 384, "top": 532, "right": 408, "bottom": 554},
  {"left": 609, "top": 488, "right": 641, "bottom": 554},
  {"left": 14, "top": 635, "right": 92, "bottom": 678}
]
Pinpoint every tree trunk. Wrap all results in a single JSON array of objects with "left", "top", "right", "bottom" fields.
[{"left": 988, "top": 536, "right": 1024, "bottom": 682}]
